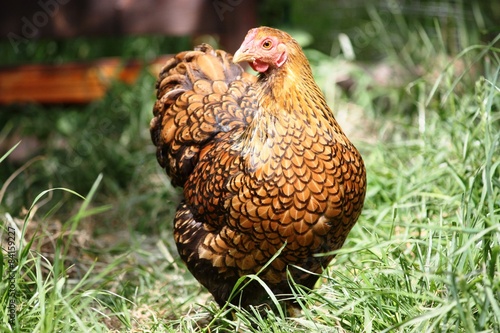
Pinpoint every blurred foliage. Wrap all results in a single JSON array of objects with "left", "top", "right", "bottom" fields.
[
  {"left": 0, "top": 35, "right": 191, "bottom": 65},
  {"left": 258, "top": 0, "right": 499, "bottom": 60}
]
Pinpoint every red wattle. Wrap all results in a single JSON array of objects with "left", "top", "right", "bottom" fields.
[{"left": 250, "top": 60, "right": 269, "bottom": 73}]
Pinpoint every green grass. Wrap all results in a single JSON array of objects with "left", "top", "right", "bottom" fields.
[{"left": 1, "top": 3, "right": 500, "bottom": 332}]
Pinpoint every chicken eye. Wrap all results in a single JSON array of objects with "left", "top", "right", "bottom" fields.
[{"left": 262, "top": 40, "right": 273, "bottom": 49}]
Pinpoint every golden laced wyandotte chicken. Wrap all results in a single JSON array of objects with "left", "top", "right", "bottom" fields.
[{"left": 150, "top": 27, "right": 366, "bottom": 316}]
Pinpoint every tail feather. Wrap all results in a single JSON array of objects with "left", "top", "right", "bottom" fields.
[{"left": 150, "top": 44, "right": 256, "bottom": 187}]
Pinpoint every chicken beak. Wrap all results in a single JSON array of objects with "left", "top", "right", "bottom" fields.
[{"left": 232, "top": 48, "right": 253, "bottom": 64}]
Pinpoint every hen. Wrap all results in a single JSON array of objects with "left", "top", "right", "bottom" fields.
[{"left": 150, "top": 27, "right": 366, "bottom": 313}]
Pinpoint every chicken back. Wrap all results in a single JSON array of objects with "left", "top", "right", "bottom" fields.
[{"left": 150, "top": 27, "right": 366, "bottom": 312}]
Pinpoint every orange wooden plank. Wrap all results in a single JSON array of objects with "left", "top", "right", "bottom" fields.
[{"left": 0, "top": 56, "right": 171, "bottom": 104}]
